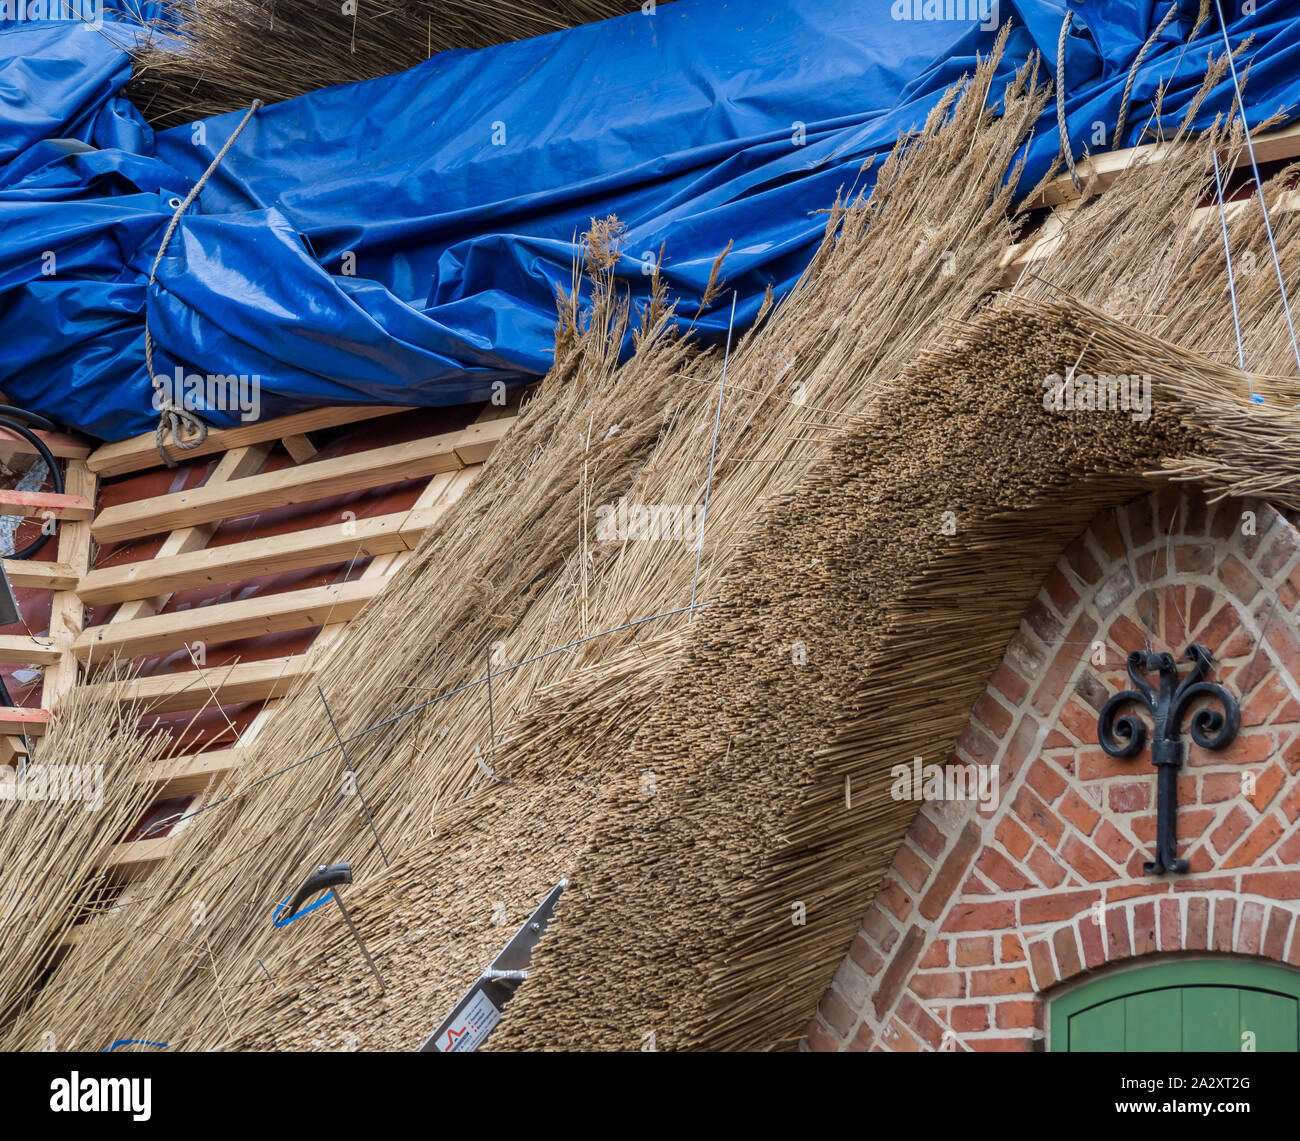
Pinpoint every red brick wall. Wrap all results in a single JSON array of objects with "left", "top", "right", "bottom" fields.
[{"left": 803, "top": 489, "right": 1300, "bottom": 1051}]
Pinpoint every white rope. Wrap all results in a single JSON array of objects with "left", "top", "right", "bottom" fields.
[
  {"left": 1212, "top": 0, "right": 1300, "bottom": 378},
  {"left": 1056, "top": 10, "right": 1081, "bottom": 191},
  {"left": 145, "top": 99, "right": 264, "bottom": 467},
  {"left": 1115, "top": 2, "right": 1180, "bottom": 147}
]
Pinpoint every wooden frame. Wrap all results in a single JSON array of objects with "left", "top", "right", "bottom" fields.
[
  {"left": 75, "top": 579, "right": 386, "bottom": 660},
  {"left": 91, "top": 418, "right": 510, "bottom": 544},
  {"left": 0, "top": 490, "right": 92, "bottom": 521},
  {"left": 1025, "top": 120, "right": 1300, "bottom": 210},
  {"left": 70, "top": 401, "right": 515, "bottom": 888},
  {"left": 1002, "top": 122, "right": 1300, "bottom": 288},
  {"left": 87, "top": 405, "right": 413, "bottom": 478},
  {"left": 76, "top": 508, "right": 441, "bottom": 606},
  {"left": 81, "top": 655, "right": 316, "bottom": 714}
]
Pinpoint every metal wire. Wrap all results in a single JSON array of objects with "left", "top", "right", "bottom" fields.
[
  {"left": 138, "top": 601, "right": 708, "bottom": 837},
  {"left": 317, "top": 684, "right": 390, "bottom": 868}
]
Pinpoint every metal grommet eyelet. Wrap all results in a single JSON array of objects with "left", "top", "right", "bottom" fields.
[{"left": 168, "top": 196, "right": 183, "bottom": 210}]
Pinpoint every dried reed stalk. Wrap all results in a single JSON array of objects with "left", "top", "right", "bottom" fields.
[{"left": 0, "top": 679, "right": 168, "bottom": 1049}]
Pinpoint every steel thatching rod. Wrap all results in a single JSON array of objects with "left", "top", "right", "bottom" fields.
[
  {"left": 477, "top": 639, "right": 507, "bottom": 784},
  {"left": 485, "top": 641, "right": 496, "bottom": 756},
  {"left": 136, "top": 602, "right": 711, "bottom": 839},
  {"left": 317, "top": 683, "right": 390, "bottom": 868}
]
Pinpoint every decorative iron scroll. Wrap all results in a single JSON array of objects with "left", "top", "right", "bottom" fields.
[{"left": 1097, "top": 645, "right": 1240, "bottom": 875}]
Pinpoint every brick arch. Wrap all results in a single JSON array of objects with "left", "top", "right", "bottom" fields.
[
  {"left": 805, "top": 487, "right": 1300, "bottom": 1051},
  {"left": 1031, "top": 892, "right": 1300, "bottom": 999}
]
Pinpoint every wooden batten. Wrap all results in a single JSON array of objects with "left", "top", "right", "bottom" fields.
[
  {"left": 141, "top": 747, "right": 243, "bottom": 797},
  {"left": 0, "top": 707, "right": 50, "bottom": 735},
  {"left": 90, "top": 418, "right": 510, "bottom": 544},
  {"left": 0, "top": 636, "right": 63, "bottom": 666},
  {"left": 101, "top": 836, "right": 175, "bottom": 882},
  {"left": 280, "top": 433, "right": 319, "bottom": 463},
  {"left": 1001, "top": 186, "right": 1300, "bottom": 288},
  {"left": 1002, "top": 120, "right": 1300, "bottom": 287},
  {"left": 80, "top": 655, "right": 316, "bottom": 714},
  {"left": 1024, "top": 119, "right": 1300, "bottom": 209},
  {"left": 86, "top": 405, "right": 414, "bottom": 478},
  {"left": 78, "top": 501, "right": 448, "bottom": 606},
  {"left": 0, "top": 734, "right": 28, "bottom": 766},
  {"left": 0, "top": 427, "right": 90, "bottom": 463},
  {"left": 75, "top": 578, "right": 386, "bottom": 660},
  {"left": 4, "top": 561, "right": 79, "bottom": 591},
  {"left": 109, "top": 443, "right": 275, "bottom": 629},
  {"left": 0, "top": 489, "right": 92, "bottom": 521},
  {"left": 41, "top": 460, "right": 97, "bottom": 709}
]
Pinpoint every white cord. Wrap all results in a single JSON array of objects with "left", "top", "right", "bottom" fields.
[
  {"left": 1210, "top": 151, "right": 1251, "bottom": 391},
  {"left": 145, "top": 99, "right": 264, "bottom": 466},
  {"left": 1212, "top": 0, "right": 1300, "bottom": 378}
]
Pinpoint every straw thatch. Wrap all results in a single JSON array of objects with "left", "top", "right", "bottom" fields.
[
  {"left": 128, "top": 0, "right": 658, "bottom": 127},
  {"left": 0, "top": 680, "right": 167, "bottom": 1049},
  {"left": 220, "top": 289, "right": 1300, "bottom": 1052},
  {"left": 13, "top": 31, "right": 1300, "bottom": 1052}
]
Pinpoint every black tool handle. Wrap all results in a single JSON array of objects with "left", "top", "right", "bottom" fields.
[{"left": 283, "top": 861, "right": 353, "bottom": 920}]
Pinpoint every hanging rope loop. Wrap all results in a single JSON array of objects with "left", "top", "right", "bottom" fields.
[
  {"left": 145, "top": 98, "right": 264, "bottom": 467},
  {"left": 152, "top": 400, "right": 208, "bottom": 466},
  {"left": 1056, "top": 10, "right": 1082, "bottom": 191}
]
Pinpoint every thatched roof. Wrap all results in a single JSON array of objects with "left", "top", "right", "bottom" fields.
[
  {"left": 211, "top": 292, "right": 1298, "bottom": 1052},
  {"left": 8, "top": 35, "right": 1300, "bottom": 1051}
]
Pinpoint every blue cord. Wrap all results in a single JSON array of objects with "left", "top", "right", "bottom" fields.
[{"left": 272, "top": 890, "right": 335, "bottom": 927}]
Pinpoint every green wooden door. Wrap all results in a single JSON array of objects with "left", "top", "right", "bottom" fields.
[{"left": 1051, "top": 960, "right": 1300, "bottom": 1051}]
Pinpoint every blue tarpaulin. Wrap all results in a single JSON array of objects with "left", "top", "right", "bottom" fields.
[{"left": 1, "top": 0, "right": 1299, "bottom": 441}]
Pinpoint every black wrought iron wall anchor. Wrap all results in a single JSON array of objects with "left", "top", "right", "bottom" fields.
[{"left": 1097, "top": 644, "right": 1240, "bottom": 875}]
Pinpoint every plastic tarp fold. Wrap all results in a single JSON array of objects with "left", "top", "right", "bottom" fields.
[{"left": 2, "top": 0, "right": 1299, "bottom": 440}]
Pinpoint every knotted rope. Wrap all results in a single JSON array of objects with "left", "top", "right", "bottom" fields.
[{"left": 145, "top": 99, "right": 263, "bottom": 467}]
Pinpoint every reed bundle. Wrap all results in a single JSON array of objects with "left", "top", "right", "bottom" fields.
[
  {"left": 225, "top": 281, "right": 1300, "bottom": 1053},
  {"left": 128, "top": 0, "right": 654, "bottom": 128}
]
